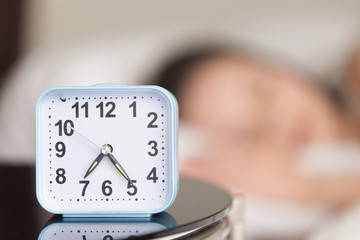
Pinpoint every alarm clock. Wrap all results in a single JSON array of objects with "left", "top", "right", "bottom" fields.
[{"left": 36, "top": 84, "right": 178, "bottom": 217}]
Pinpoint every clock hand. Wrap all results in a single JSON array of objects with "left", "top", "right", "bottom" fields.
[
  {"left": 107, "top": 153, "right": 133, "bottom": 184},
  {"left": 69, "top": 126, "right": 131, "bottom": 181},
  {"left": 69, "top": 126, "right": 102, "bottom": 150},
  {"left": 69, "top": 126, "right": 107, "bottom": 178},
  {"left": 83, "top": 144, "right": 113, "bottom": 178},
  {"left": 83, "top": 152, "right": 104, "bottom": 178}
]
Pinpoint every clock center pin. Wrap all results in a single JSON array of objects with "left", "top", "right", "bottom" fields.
[{"left": 101, "top": 144, "right": 113, "bottom": 155}]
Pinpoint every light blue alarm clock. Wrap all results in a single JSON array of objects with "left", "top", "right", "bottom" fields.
[{"left": 36, "top": 84, "right": 178, "bottom": 217}]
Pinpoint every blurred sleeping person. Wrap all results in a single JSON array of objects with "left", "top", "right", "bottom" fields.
[{"left": 149, "top": 45, "right": 360, "bottom": 240}]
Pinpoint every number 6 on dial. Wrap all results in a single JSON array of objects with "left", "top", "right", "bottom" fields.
[{"left": 36, "top": 84, "right": 178, "bottom": 217}]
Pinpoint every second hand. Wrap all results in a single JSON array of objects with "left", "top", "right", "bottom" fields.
[{"left": 69, "top": 126, "right": 102, "bottom": 150}]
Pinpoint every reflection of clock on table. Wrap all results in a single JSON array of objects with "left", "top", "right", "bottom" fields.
[{"left": 39, "top": 213, "right": 176, "bottom": 239}]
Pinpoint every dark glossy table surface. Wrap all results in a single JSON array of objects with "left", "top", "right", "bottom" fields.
[{"left": 0, "top": 165, "right": 231, "bottom": 239}]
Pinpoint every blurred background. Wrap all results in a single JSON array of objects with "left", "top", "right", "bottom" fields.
[{"left": 2, "top": 0, "right": 360, "bottom": 239}]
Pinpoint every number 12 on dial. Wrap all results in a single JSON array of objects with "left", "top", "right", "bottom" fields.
[{"left": 36, "top": 84, "right": 178, "bottom": 217}]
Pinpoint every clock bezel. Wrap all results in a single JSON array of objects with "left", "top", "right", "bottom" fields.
[{"left": 35, "top": 84, "right": 178, "bottom": 217}]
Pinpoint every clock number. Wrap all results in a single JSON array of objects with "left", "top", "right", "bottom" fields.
[
  {"left": 96, "top": 102, "right": 116, "bottom": 118},
  {"left": 72, "top": 102, "right": 79, "bottom": 117},
  {"left": 55, "top": 168, "right": 66, "bottom": 184},
  {"left": 147, "top": 167, "right": 158, "bottom": 183},
  {"left": 129, "top": 101, "right": 136, "bottom": 117},
  {"left": 79, "top": 180, "right": 90, "bottom": 196},
  {"left": 148, "top": 140, "right": 158, "bottom": 157},
  {"left": 55, "top": 120, "right": 74, "bottom": 136},
  {"left": 127, "top": 180, "right": 137, "bottom": 196},
  {"left": 102, "top": 180, "right": 113, "bottom": 196},
  {"left": 72, "top": 102, "right": 89, "bottom": 118},
  {"left": 55, "top": 141, "right": 66, "bottom": 157},
  {"left": 96, "top": 102, "right": 104, "bottom": 117},
  {"left": 82, "top": 102, "right": 89, "bottom": 118},
  {"left": 147, "top": 112, "right": 158, "bottom": 128},
  {"left": 105, "top": 102, "right": 116, "bottom": 117}
]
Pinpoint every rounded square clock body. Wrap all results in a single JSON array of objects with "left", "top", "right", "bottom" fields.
[{"left": 36, "top": 84, "right": 178, "bottom": 217}]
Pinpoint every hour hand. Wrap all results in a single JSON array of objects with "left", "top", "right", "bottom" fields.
[
  {"left": 107, "top": 153, "right": 132, "bottom": 183},
  {"left": 84, "top": 152, "right": 104, "bottom": 178}
]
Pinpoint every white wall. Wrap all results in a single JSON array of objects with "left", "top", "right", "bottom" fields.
[
  {"left": 21, "top": 0, "right": 360, "bottom": 84},
  {"left": 22, "top": 0, "right": 255, "bottom": 51}
]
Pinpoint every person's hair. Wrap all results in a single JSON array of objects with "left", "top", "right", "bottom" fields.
[
  {"left": 148, "top": 46, "right": 236, "bottom": 102},
  {"left": 147, "top": 43, "right": 345, "bottom": 117}
]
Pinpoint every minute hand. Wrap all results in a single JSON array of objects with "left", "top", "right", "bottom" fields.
[{"left": 107, "top": 153, "right": 132, "bottom": 183}]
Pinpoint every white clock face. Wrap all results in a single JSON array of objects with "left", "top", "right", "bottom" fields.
[{"left": 36, "top": 86, "right": 177, "bottom": 215}]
